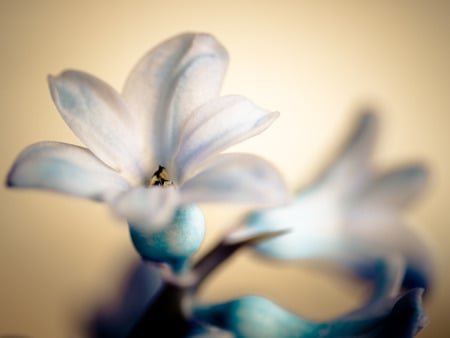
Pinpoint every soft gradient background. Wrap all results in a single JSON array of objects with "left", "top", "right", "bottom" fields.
[{"left": 1, "top": 1, "right": 449, "bottom": 337}]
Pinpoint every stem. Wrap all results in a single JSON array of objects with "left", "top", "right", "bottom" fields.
[
  {"left": 126, "top": 228, "right": 286, "bottom": 337},
  {"left": 191, "top": 229, "right": 288, "bottom": 292},
  {"left": 126, "top": 283, "right": 190, "bottom": 338}
]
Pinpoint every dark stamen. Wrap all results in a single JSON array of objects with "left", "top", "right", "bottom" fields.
[{"left": 149, "top": 165, "right": 173, "bottom": 187}]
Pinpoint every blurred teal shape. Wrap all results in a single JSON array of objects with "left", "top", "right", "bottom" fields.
[
  {"left": 195, "top": 258, "right": 427, "bottom": 338},
  {"left": 194, "top": 290, "right": 425, "bottom": 338},
  {"left": 129, "top": 205, "right": 205, "bottom": 273}
]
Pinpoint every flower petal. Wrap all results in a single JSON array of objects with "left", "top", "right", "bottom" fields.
[
  {"left": 179, "top": 154, "right": 289, "bottom": 206},
  {"left": 122, "top": 33, "right": 228, "bottom": 167},
  {"left": 347, "top": 212, "right": 435, "bottom": 291},
  {"left": 112, "top": 186, "right": 179, "bottom": 232},
  {"left": 48, "top": 70, "right": 144, "bottom": 181},
  {"left": 354, "top": 164, "right": 429, "bottom": 210},
  {"left": 174, "top": 95, "right": 279, "bottom": 182},
  {"left": 195, "top": 290, "right": 427, "bottom": 338},
  {"left": 317, "top": 111, "right": 378, "bottom": 198},
  {"left": 195, "top": 296, "right": 311, "bottom": 338},
  {"left": 7, "top": 141, "right": 130, "bottom": 202},
  {"left": 245, "top": 197, "right": 434, "bottom": 291},
  {"left": 243, "top": 187, "right": 345, "bottom": 260},
  {"left": 367, "top": 257, "right": 405, "bottom": 303},
  {"left": 337, "top": 289, "right": 427, "bottom": 338}
]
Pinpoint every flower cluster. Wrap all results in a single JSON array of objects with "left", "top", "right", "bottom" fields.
[{"left": 7, "top": 33, "right": 433, "bottom": 338}]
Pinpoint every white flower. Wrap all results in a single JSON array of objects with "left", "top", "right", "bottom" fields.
[{"left": 7, "top": 33, "right": 288, "bottom": 230}]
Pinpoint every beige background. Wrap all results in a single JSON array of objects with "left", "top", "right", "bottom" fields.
[{"left": 1, "top": 1, "right": 449, "bottom": 337}]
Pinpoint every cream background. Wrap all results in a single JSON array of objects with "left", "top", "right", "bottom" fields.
[{"left": 1, "top": 1, "right": 449, "bottom": 337}]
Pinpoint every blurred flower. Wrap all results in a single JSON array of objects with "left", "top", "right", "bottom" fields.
[
  {"left": 241, "top": 112, "right": 434, "bottom": 291},
  {"left": 7, "top": 32, "right": 288, "bottom": 232}
]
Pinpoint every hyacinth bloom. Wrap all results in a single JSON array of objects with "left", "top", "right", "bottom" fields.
[
  {"left": 6, "top": 33, "right": 288, "bottom": 233},
  {"left": 242, "top": 112, "right": 434, "bottom": 291}
]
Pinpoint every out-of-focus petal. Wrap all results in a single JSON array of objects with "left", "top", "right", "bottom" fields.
[
  {"left": 174, "top": 95, "right": 279, "bottom": 182},
  {"left": 128, "top": 205, "right": 205, "bottom": 272},
  {"left": 317, "top": 112, "right": 378, "bottom": 199},
  {"left": 337, "top": 289, "right": 427, "bottom": 338},
  {"left": 48, "top": 70, "right": 145, "bottom": 181},
  {"left": 112, "top": 186, "right": 179, "bottom": 231},
  {"left": 347, "top": 212, "right": 435, "bottom": 291},
  {"left": 179, "top": 154, "right": 289, "bottom": 207},
  {"left": 243, "top": 187, "right": 343, "bottom": 260},
  {"left": 245, "top": 200, "right": 434, "bottom": 291},
  {"left": 122, "top": 33, "right": 228, "bottom": 167},
  {"left": 7, "top": 141, "right": 130, "bottom": 202},
  {"left": 354, "top": 164, "right": 429, "bottom": 210},
  {"left": 195, "top": 296, "right": 310, "bottom": 338},
  {"left": 195, "top": 290, "right": 427, "bottom": 338}
]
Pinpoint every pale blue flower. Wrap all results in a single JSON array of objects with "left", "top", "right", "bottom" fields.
[
  {"left": 240, "top": 112, "right": 434, "bottom": 291},
  {"left": 7, "top": 33, "right": 288, "bottom": 233}
]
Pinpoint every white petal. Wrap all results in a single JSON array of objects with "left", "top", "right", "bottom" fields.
[
  {"left": 174, "top": 95, "right": 279, "bottom": 182},
  {"left": 112, "top": 186, "right": 179, "bottom": 231},
  {"left": 179, "top": 154, "right": 289, "bottom": 206},
  {"left": 48, "top": 70, "right": 145, "bottom": 180},
  {"left": 123, "top": 33, "right": 228, "bottom": 167},
  {"left": 355, "top": 164, "right": 429, "bottom": 210},
  {"left": 244, "top": 188, "right": 345, "bottom": 260},
  {"left": 7, "top": 142, "right": 130, "bottom": 202},
  {"left": 318, "top": 112, "right": 378, "bottom": 198}
]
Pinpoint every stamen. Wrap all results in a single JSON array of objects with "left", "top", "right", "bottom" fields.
[{"left": 149, "top": 165, "right": 173, "bottom": 187}]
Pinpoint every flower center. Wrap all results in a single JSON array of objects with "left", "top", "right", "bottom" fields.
[{"left": 149, "top": 165, "right": 173, "bottom": 187}]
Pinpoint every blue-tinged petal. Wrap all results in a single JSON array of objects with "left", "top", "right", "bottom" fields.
[
  {"left": 245, "top": 200, "right": 434, "bottom": 290},
  {"left": 174, "top": 95, "right": 279, "bottom": 183},
  {"left": 129, "top": 205, "right": 205, "bottom": 272},
  {"left": 48, "top": 70, "right": 145, "bottom": 181},
  {"left": 122, "top": 33, "right": 228, "bottom": 168},
  {"left": 243, "top": 187, "right": 344, "bottom": 260},
  {"left": 354, "top": 164, "right": 429, "bottom": 210},
  {"left": 195, "top": 296, "right": 311, "bottom": 338},
  {"left": 88, "top": 261, "right": 163, "bottom": 338},
  {"left": 112, "top": 186, "right": 179, "bottom": 231},
  {"left": 179, "top": 154, "right": 289, "bottom": 207},
  {"left": 345, "top": 212, "right": 435, "bottom": 291},
  {"left": 336, "top": 289, "right": 427, "bottom": 338},
  {"left": 366, "top": 257, "right": 404, "bottom": 304},
  {"left": 7, "top": 141, "right": 130, "bottom": 202},
  {"left": 195, "top": 291, "right": 427, "bottom": 338}
]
